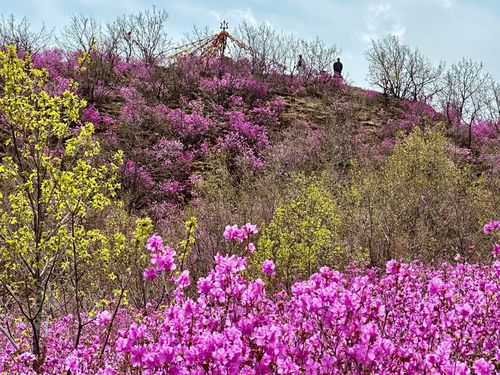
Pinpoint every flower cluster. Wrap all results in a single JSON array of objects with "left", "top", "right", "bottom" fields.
[
  {"left": 483, "top": 220, "right": 500, "bottom": 234},
  {"left": 483, "top": 220, "right": 500, "bottom": 259},
  {"left": 261, "top": 259, "right": 276, "bottom": 276},
  {"left": 223, "top": 223, "right": 258, "bottom": 254},
  {"left": 167, "top": 108, "right": 212, "bottom": 141},
  {"left": 143, "top": 235, "right": 176, "bottom": 280},
  {"left": 2, "top": 225, "right": 499, "bottom": 374},
  {"left": 223, "top": 223, "right": 258, "bottom": 241}
]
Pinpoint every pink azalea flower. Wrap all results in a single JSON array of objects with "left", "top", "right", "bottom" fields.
[
  {"left": 246, "top": 242, "right": 256, "bottom": 252},
  {"left": 146, "top": 235, "right": 163, "bottom": 251},
  {"left": 143, "top": 267, "right": 158, "bottom": 280},
  {"left": 473, "top": 358, "right": 494, "bottom": 375},
  {"left": 96, "top": 310, "right": 112, "bottom": 326},
  {"left": 262, "top": 259, "right": 276, "bottom": 276}
]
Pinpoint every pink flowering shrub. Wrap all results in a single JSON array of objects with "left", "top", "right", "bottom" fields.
[
  {"left": 2, "top": 223, "right": 500, "bottom": 374},
  {"left": 249, "top": 102, "right": 281, "bottom": 128},
  {"left": 446, "top": 118, "right": 500, "bottom": 177},
  {"left": 364, "top": 89, "right": 380, "bottom": 98},
  {"left": 400, "top": 100, "right": 441, "bottom": 129},
  {"left": 472, "top": 120, "right": 500, "bottom": 177},
  {"left": 166, "top": 108, "right": 213, "bottom": 142},
  {"left": 80, "top": 105, "right": 115, "bottom": 130},
  {"left": 484, "top": 220, "right": 500, "bottom": 259},
  {"left": 439, "top": 102, "right": 499, "bottom": 177},
  {"left": 27, "top": 50, "right": 289, "bottom": 213},
  {"left": 360, "top": 98, "right": 446, "bottom": 161},
  {"left": 305, "top": 70, "right": 345, "bottom": 95}
]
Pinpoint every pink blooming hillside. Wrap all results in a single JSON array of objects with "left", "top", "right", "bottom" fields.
[{"left": 0, "top": 12, "right": 499, "bottom": 374}]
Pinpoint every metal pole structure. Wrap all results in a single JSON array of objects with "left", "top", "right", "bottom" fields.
[
  {"left": 218, "top": 20, "right": 229, "bottom": 78},
  {"left": 220, "top": 20, "right": 229, "bottom": 60}
]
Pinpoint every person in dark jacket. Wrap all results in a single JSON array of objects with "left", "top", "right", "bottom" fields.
[
  {"left": 297, "top": 54, "right": 304, "bottom": 69},
  {"left": 333, "top": 58, "right": 343, "bottom": 76},
  {"left": 296, "top": 54, "right": 306, "bottom": 77}
]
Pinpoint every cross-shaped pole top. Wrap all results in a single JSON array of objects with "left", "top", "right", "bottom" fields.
[{"left": 220, "top": 20, "right": 229, "bottom": 31}]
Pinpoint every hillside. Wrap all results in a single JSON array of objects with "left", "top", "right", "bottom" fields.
[
  {"left": 0, "top": 47, "right": 499, "bottom": 373},
  {"left": 18, "top": 47, "right": 497, "bottom": 268}
]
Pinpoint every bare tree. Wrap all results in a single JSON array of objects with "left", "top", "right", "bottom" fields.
[
  {"left": 365, "top": 35, "right": 409, "bottom": 97},
  {"left": 182, "top": 25, "right": 214, "bottom": 45},
  {"left": 365, "top": 35, "right": 443, "bottom": 100},
  {"left": 0, "top": 14, "right": 53, "bottom": 53},
  {"left": 106, "top": 15, "right": 135, "bottom": 62},
  {"left": 300, "top": 37, "right": 341, "bottom": 80},
  {"left": 486, "top": 81, "right": 500, "bottom": 133},
  {"left": 406, "top": 48, "right": 444, "bottom": 101},
  {"left": 60, "top": 14, "right": 102, "bottom": 52},
  {"left": 235, "top": 21, "right": 340, "bottom": 80},
  {"left": 235, "top": 21, "right": 289, "bottom": 76},
  {"left": 125, "top": 6, "right": 172, "bottom": 65},
  {"left": 439, "top": 58, "right": 491, "bottom": 148},
  {"left": 101, "top": 19, "right": 123, "bottom": 58},
  {"left": 61, "top": 7, "right": 171, "bottom": 66}
]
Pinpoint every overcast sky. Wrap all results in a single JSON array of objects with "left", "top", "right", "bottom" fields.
[{"left": 1, "top": 0, "right": 499, "bottom": 88}]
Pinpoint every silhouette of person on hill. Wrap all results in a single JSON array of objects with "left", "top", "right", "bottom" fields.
[
  {"left": 297, "top": 54, "right": 304, "bottom": 69},
  {"left": 333, "top": 58, "right": 343, "bottom": 77},
  {"left": 296, "top": 54, "right": 306, "bottom": 77}
]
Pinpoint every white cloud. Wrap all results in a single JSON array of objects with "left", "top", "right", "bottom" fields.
[
  {"left": 227, "top": 8, "right": 258, "bottom": 27},
  {"left": 208, "top": 10, "right": 221, "bottom": 21},
  {"left": 188, "top": 7, "right": 258, "bottom": 30},
  {"left": 441, "top": 0, "right": 454, "bottom": 9},
  {"left": 359, "top": 1, "right": 406, "bottom": 43}
]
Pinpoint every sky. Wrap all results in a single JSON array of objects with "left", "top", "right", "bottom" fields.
[{"left": 0, "top": 0, "right": 499, "bottom": 88}]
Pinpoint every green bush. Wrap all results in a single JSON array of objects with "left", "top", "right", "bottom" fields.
[
  {"left": 252, "top": 173, "right": 367, "bottom": 289},
  {"left": 352, "top": 127, "right": 498, "bottom": 265}
]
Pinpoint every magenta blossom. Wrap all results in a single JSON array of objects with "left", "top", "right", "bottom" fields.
[
  {"left": 473, "top": 358, "right": 494, "bottom": 375},
  {"left": 246, "top": 242, "right": 256, "bottom": 252},
  {"left": 492, "top": 244, "right": 500, "bottom": 259},
  {"left": 386, "top": 259, "right": 400, "bottom": 275},
  {"left": 96, "top": 310, "right": 112, "bottom": 327},
  {"left": 241, "top": 223, "right": 258, "bottom": 236},
  {"left": 175, "top": 270, "right": 190, "bottom": 289},
  {"left": 150, "top": 249, "right": 176, "bottom": 272},
  {"left": 483, "top": 220, "right": 500, "bottom": 234},
  {"left": 428, "top": 276, "right": 445, "bottom": 295},
  {"left": 146, "top": 235, "right": 163, "bottom": 251},
  {"left": 223, "top": 223, "right": 258, "bottom": 242},
  {"left": 262, "top": 259, "right": 276, "bottom": 276},
  {"left": 223, "top": 224, "right": 243, "bottom": 241},
  {"left": 143, "top": 267, "right": 158, "bottom": 280}
]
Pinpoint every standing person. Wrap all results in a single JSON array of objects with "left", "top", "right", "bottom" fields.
[
  {"left": 296, "top": 54, "right": 305, "bottom": 77},
  {"left": 333, "top": 57, "right": 343, "bottom": 77}
]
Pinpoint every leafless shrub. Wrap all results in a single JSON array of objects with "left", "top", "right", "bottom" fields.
[
  {"left": 235, "top": 21, "right": 289, "bottom": 76},
  {"left": 122, "top": 6, "right": 172, "bottom": 65},
  {"left": 235, "top": 21, "right": 340, "bottom": 80},
  {"left": 486, "top": 81, "right": 500, "bottom": 130},
  {"left": 0, "top": 14, "right": 53, "bottom": 53},
  {"left": 300, "top": 37, "right": 341, "bottom": 81},
  {"left": 60, "top": 14, "right": 102, "bottom": 52},
  {"left": 439, "top": 58, "right": 491, "bottom": 147},
  {"left": 365, "top": 35, "right": 443, "bottom": 101}
]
